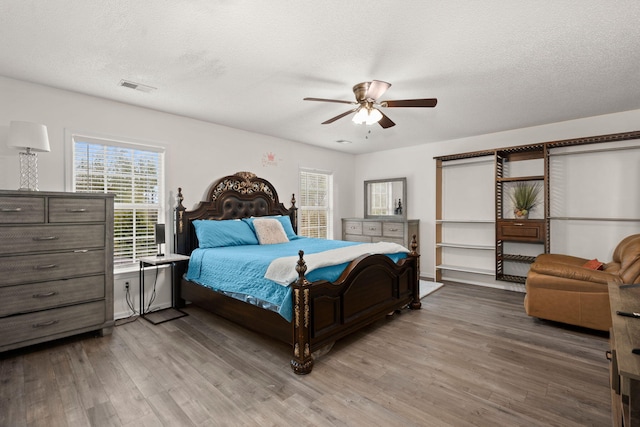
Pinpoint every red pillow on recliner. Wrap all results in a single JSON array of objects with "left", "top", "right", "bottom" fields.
[{"left": 583, "top": 259, "right": 604, "bottom": 270}]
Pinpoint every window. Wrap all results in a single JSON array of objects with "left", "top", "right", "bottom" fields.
[
  {"left": 368, "top": 181, "right": 394, "bottom": 215},
  {"left": 298, "top": 170, "right": 332, "bottom": 238},
  {"left": 69, "top": 134, "right": 165, "bottom": 267}
]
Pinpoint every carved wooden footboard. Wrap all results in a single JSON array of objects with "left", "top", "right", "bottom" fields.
[
  {"left": 291, "top": 246, "right": 420, "bottom": 374},
  {"left": 175, "top": 172, "right": 420, "bottom": 374}
]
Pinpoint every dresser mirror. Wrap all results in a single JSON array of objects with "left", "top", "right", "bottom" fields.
[{"left": 364, "top": 177, "right": 407, "bottom": 220}]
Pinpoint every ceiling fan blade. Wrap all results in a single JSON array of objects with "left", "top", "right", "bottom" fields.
[
  {"left": 321, "top": 108, "right": 359, "bottom": 124},
  {"left": 378, "top": 111, "right": 396, "bottom": 129},
  {"left": 304, "top": 97, "right": 356, "bottom": 105},
  {"left": 365, "top": 80, "right": 391, "bottom": 101},
  {"left": 382, "top": 98, "right": 438, "bottom": 108}
]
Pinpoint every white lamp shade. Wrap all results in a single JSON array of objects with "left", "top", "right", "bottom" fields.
[
  {"left": 7, "top": 121, "right": 50, "bottom": 152},
  {"left": 352, "top": 107, "right": 383, "bottom": 125},
  {"left": 352, "top": 107, "right": 368, "bottom": 124},
  {"left": 366, "top": 108, "right": 383, "bottom": 125}
]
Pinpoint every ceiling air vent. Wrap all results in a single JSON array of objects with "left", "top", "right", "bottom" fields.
[{"left": 119, "top": 79, "right": 157, "bottom": 93}]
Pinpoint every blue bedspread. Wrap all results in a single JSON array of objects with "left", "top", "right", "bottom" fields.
[{"left": 185, "top": 237, "right": 407, "bottom": 321}]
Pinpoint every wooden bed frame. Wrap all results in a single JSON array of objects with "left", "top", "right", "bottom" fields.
[{"left": 175, "top": 171, "right": 421, "bottom": 374}]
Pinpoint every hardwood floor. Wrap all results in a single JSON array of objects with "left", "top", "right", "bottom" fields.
[{"left": 0, "top": 283, "right": 610, "bottom": 426}]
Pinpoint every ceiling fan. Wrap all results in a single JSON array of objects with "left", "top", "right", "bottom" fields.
[{"left": 303, "top": 80, "right": 437, "bottom": 129}]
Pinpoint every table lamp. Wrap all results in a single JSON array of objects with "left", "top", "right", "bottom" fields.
[
  {"left": 155, "top": 223, "right": 165, "bottom": 257},
  {"left": 7, "top": 121, "right": 51, "bottom": 191}
]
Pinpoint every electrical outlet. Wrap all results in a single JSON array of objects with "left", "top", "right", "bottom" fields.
[{"left": 124, "top": 281, "right": 130, "bottom": 290}]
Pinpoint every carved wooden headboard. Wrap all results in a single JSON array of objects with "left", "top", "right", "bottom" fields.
[{"left": 175, "top": 171, "right": 297, "bottom": 255}]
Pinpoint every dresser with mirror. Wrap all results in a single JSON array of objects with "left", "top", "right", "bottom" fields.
[{"left": 342, "top": 177, "right": 419, "bottom": 252}]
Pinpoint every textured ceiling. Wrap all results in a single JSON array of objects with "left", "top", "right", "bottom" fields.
[{"left": 2, "top": 1, "right": 640, "bottom": 154}]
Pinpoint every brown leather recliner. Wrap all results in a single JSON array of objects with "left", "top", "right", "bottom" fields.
[{"left": 524, "top": 234, "right": 640, "bottom": 331}]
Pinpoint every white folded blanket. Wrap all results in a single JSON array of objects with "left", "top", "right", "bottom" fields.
[{"left": 265, "top": 241, "right": 409, "bottom": 285}]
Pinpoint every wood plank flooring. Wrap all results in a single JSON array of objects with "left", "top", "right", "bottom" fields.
[{"left": 0, "top": 283, "right": 611, "bottom": 426}]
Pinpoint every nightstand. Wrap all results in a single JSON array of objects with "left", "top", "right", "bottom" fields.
[{"left": 139, "top": 253, "right": 190, "bottom": 324}]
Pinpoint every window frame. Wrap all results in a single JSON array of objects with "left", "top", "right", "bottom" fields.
[{"left": 65, "top": 130, "right": 166, "bottom": 270}]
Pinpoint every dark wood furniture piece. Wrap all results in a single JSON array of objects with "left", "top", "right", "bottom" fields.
[
  {"left": 494, "top": 146, "right": 548, "bottom": 283},
  {"left": 0, "top": 190, "right": 114, "bottom": 352},
  {"left": 608, "top": 279, "right": 640, "bottom": 426},
  {"left": 175, "top": 172, "right": 421, "bottom": 374},
  {"left": 496, "top": 219, "right": 546, "bottom": 243}
]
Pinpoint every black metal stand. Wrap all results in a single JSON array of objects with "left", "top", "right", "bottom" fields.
[{"left": 139, "top": 254, "right": 190, "bottom": 325}]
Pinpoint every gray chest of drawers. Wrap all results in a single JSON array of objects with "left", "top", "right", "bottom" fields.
[
  {"left": 342, "top": 218, "right": 419, "bottom": 252},
  {"left": 0, "top": 190, "right": 114, "bottom": 352}
]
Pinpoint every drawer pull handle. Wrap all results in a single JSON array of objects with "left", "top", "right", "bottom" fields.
[
  {"left": 67, "top": 208, "right": 87, "bottom": 212},
  {"left": 388, "top": 228, "right": 399, "bottom": 232},
  {"left": 33, "top": 320, "right": 58, "bottom": 328},
  {"left": 74, "top": 250, "right": 89, "bottom": 253},
  {"left": 34, "top": 264, "right": 57, "bottom": 270},
  {"left": 33, "top": 236, "right": 59, "bottom": 241},
  {"left": 1, "top": 207, "right": 22, "bottom": 212},
  {"left": 369, "top": 227, "right": 377, "bottom": 230},
  {"left": 33, "top": 291, "right": 58, "bottom": 298},
  {"left": 514, "top": 223, "right": 524, "bottom": 226}
]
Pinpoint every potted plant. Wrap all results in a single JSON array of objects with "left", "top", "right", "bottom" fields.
[{"left": 510, "top": 181, "right": 542, "bottom": 219}]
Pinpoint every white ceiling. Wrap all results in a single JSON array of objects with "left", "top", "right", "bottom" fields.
[{"left": 2, "top": 1, "right": 640, "bottom": 154}]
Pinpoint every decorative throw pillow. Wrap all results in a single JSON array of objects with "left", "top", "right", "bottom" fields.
[
  {"left": 582, "top": 259, "right": 605, "bottom": 270},
  {"left": 243, "top": 215, "right": 298, "bottom": 240},
  {"left": 193, "top": 219, "right": 259, "bottom": 248},
  {"left": 253, "top": 218, "right": 289, "bottom": 244}
]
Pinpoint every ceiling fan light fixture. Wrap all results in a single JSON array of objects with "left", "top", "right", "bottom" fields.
[
  {"left": 352, "top": 106, "right": 382, "bottom": 125},
  {"left": 366, "top": 108, "right": 383, "bottom": 125},
  {"left": 351, "top": 107, "right": 368, "bottom": 124},
  {"left": 305, "top": 80, "right": 435, "bottom": 129}
]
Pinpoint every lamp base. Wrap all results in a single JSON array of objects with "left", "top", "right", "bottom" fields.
[{"left": 17, "top": 150, "right": 40, "bottom": 191}]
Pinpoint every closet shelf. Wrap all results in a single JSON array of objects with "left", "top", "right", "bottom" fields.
[
  {"left": 497, "top": 274, "right": 527, "bottom": 284},
  {"left": 496, "top": 175, "right": 544, "bottom": 182},
  {"left": 436, "top": 219, "right": 495, "bottom": 224},
  {"left": 549, "top": 216, "right": 640, "bottom": 222},
  {"left": 436, "top": 264, "right": 495, "bottom": 276},
  {"left": 435, "top": 130, "right": 640, "bottom": 286},
  {"left": 500, "top": 254, "right": 537, "bottom": 263},
  {"left": 437, "top": 242, "right": 495, "bottom": 250}
]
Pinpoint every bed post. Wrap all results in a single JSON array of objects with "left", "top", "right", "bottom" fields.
[
  {"left": 174, "top": 188, "right": 188, "bottom": 308},
  {"left": 290, "top": 250, "right": 314, "bottom": 375},
  {"left": 289, "top": 194, "right": 298, "bottom": 235},
  {"left": 409, "top": 234, "right": 422, "bottom": 310},
  {"left": 175, "top": 188, "right": 187, "bottom": 255}
]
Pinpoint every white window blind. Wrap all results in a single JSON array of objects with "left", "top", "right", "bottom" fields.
[
  {"left": 299, "top": 170, "right": 332, "bottom": 239},
  {"left": 72, "top": 138, "right": 164, "bottom": 267}
]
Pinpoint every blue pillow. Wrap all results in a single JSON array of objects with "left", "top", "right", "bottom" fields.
[
  {"left": 242, "top": 215, "right": 298, "bottom": 240},
  {"left": 193, "top": 219, "right": 259, "bottom": 248}
]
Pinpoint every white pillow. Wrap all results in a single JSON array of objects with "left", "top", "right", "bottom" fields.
[{"left": 253, "top": 218, "right": 289, "bottom": 244}]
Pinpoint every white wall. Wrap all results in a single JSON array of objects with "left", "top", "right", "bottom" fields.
[
  {"left": 0, "top": 76, "right": 355, "bottom": 318},
  {"left": 354, "top": 109, "right": 640, "bottom": 282},
  {"left": 3, "top": 74, "right": 639, "bottom": 312}
]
